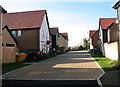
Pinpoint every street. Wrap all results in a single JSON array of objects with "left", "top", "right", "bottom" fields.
[{"left": 2, "top": 51, "right": 104, "bottom": 87}]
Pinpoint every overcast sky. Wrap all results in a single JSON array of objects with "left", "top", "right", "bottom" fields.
[{"left": 1, "top": 0, "right": 118, "bottom": 47}]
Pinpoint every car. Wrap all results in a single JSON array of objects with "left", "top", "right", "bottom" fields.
[{"left": 93, "top": 47, "right": 102, "bottom": 55}]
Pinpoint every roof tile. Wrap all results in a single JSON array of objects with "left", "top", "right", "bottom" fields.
[
  {"left": 60, "top": 33, "right": 68, "bottom": 40},
  {"left": 50, "top": 27, "right": 59, "bottom": 35},
  {"left": 89, "top": 30, "right": 97, "bottom": 38},
  {"left": 3, "top": 10, "right": 46, "bottom": 30},
  {"left": 100, "top": 18, "right": 116, "bottom": 30}
]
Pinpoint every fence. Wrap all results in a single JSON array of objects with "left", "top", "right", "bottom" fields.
[{"left": 2, "top": 47, "right": 16, "bottom": 63}]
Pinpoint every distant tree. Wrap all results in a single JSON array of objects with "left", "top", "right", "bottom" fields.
[
  {"left": 83, "top": 38, "right": 90, "bottom": 50},
  {"left": 79, "top": 45, "right": 84, "bottom": 50}
]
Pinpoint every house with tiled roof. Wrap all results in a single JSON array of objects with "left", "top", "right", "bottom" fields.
[
  {"left": 105, "top": 21, "right": 119, "bottom": 60},
  {"left": 99, "top": 18, "right": 116, "bottom": 43},
  {"left": 99, "top": 18, "right": 118, "bottom": 60},
  {"left": 50, "top": 27, "right": 59, "bottom": 51},
  {"left": 89, "top": 30, "right": 100, "bottom": 50},
  {"left": 3, "top": 10, "right": 50, "bottom": 53},
  {"left": 58, "top": 33, "right": 68, "bottom": 53}
]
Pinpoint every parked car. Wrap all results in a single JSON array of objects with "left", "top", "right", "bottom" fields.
[
  {"left": 20, "top": 49, "right": 47, "bottom": 60},
  {"left": 93, "top": 47, "right": 102, "bottom": 55}
]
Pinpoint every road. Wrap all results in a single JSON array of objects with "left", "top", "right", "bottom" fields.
[{"left": 2, "top": 51, "right": 104, "bottom": 87}]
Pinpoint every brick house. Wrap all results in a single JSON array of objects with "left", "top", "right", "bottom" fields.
[
  {"left": 105, "top": 21, "right": 119, "bottom": 60},
  {"left": 99, "top": 18, "right": 118, "bottom": 60},
  {"left": 2, "top": 25, "right": 18, "bottom": 63},
  {"left": 58, "top": 33, "right": 68, "bottom": 53},
  {"left": 89, "top": 30, "right": 100, "bottom": 50},
  {"left": 50, "top": 27, "right": 59, "bottom": 51},
  {"left": 3, "top": 10, "right": 50, "bottom": 53}
]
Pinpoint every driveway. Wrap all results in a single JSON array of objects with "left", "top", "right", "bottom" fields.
[{"left": 2, "top": 51, "right": 104, "bottom": 86}]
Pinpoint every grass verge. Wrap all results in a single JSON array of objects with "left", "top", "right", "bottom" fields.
[
  {"left": 2, "top": 62, "right": 31, "bottom": 74},
  {"left": 89, "top": 52, "right": 119, "bottom": 71}
]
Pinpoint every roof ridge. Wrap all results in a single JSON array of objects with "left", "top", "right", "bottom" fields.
[{"left": 7, "top": 10, "right": 46, "bottom": 14}]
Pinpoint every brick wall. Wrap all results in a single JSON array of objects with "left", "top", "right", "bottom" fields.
[
  {"left": 13, "top": 28, "right": 40, "bottom": 51},
  {"left": 91, "top": 31, "right": 99, "bottom": 47}
]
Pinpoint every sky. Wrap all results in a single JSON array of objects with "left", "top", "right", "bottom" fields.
[{"left": 1, "top": 0, "right": 118, "bottom": 47}]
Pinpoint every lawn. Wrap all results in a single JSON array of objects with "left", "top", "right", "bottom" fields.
[
  {"left": 2, "top": 54, "right": 56, "bottom": 74},
  {"left": 2, "top": 62, "right": 31, "bottom": 74},
  {"left": 89, "top": 52, "right": 119, "bottom": 71}
]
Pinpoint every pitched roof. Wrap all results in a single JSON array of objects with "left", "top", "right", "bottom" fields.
[
  {"left": 3, "top": 10, "right": 46, "bottom": 30},
  {"left": 50, "top": 27, "right": 59, "bottom": 35},
  {"left": 0, "top": 5, "right": 7, "bottom": 13},
  {"left": 60, "top": 33, "right": 68, "bottom": 40},
  {"left": 99, "top": 18, "right": 116, "bottom": 30},
  {"left": 89, "top": 30, "right": 97, "bottom": 38},
  {"left": 113, "top": 0, "right": 120, "bottom": 9},
  {"left": 2, "top": 25, "right": 18, "bottom": 45}
]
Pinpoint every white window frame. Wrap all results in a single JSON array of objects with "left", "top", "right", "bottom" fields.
[{"left": 18, "top": 30, "right": 22, "bottom": 37}]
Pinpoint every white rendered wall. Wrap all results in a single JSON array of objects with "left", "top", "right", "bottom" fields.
[{"left": 39, "top": 14, "right": 50, "bottom": 53}]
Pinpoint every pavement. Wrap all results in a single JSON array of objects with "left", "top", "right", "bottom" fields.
[
  {"left": 100, "top": 70, "right": 120, "bottom": 87},
  {"left": 2, "top": 51, "right": 104, "bottom": 87}
]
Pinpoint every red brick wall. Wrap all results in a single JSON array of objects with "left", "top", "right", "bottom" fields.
[
  {"left": 92, "top": 31, "right": 99, "bottom": 47},
  {"left": 11, "top": 29, "right": 40, "bottom": 51},
  {"left": 109, "top": 24, "right": 118, "bottom": 42}
]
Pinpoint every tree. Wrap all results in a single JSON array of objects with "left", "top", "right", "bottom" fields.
[{"left": 83, "top": 38, "right": 90, "bottom": 50}]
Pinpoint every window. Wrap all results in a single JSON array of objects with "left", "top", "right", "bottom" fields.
[
  {"left": 6, "top": 44, "right": 14, "bottom": 47},
  {"left": 18, "top": 30, "right": 22, "bottom": 37},
  {"left": 42, "top": 31, "right": 44, "bottom": 38},
  {"left": 12, "top": 31, "right": 16, "bottom": 37}
]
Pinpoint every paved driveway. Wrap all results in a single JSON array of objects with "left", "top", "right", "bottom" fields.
[
  {"left": 2, "top": 51, "right": 104, "bottom": 86},
  {"left": 3, "top": 51, "right": 104, "bottom": 80}
]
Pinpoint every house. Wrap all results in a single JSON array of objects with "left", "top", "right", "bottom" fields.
[
  {"left": 104, "top": 21, "right": 119, "bottom": 60},
  {"left": 3, "top": 10, "right": 50, "bottom": 53},
  {"left": 58, "top": 33, "right": 68, "bottom": 53},
  {"left": 99, "top": 18, "right": 116, "bottom": 56},
  {"left": 0, "top": 6, "right": 7, "bottom": 63},
  {"left": 0, "top": 5, "right": 7, "bottom": 13},
  {"left": 99, "top": 18, "right": 119, "bottom": 60},
  {"left": 50, "top": 27, "right": 59, "bottom": 51},
  {"left": 89, "top": 30, "right": 100, "bottom": 50},
  {"left": 2, "top": 25, "right": 18, "bottom": 63},
  {"left": 113, "top": 0, "right": 120, "bottom": 62}
]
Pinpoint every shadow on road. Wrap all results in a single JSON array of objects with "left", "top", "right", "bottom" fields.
[{"left": 2, "top": 79, "right": 99, "bottom": 87}]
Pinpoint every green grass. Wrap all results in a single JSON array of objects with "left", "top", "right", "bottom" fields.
[
  {"left": 2, "top": 62, "right": 31, "bottom": 74},
  {"left": 89, "top": 52, "right": 119, "bottom": 71}
]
